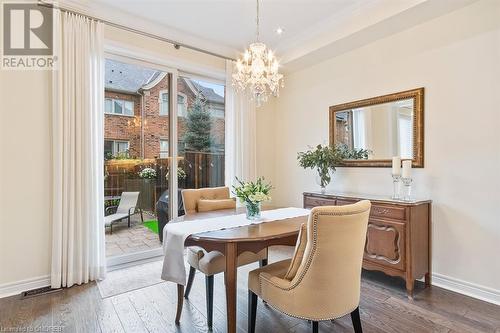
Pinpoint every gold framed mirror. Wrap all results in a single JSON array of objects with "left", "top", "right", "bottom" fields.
[{"left": 329, "top": 88, "right": 424, "bottom": 167}]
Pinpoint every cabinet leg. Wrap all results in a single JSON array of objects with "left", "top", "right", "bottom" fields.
[
  {"left": 424, "top": 273, "right": 431, "bottom": 287},
  {"left": 406, "top": 279, "right": 415, "bottom": 299}
]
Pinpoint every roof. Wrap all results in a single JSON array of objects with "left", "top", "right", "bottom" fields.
[
  {"left": 190, "top": 80, "right": 225, "bottom": 104},
  {"left": 105, "top": 59, "right": 158, "bottom": 94},
  {"left": 105, "top": 59, "right": 224, "bottom": 104}
]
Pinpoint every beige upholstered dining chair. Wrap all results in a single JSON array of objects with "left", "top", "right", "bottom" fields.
[
  {"left": 247, "top": 200, "right": 371, "bottom": 333},
  {"left": 181, "top": 186, "right": 268, "bottom": 330}
]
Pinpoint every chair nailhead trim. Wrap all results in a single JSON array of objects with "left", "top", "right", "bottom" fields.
[{"left": 258, "top": 206, "right": 369, "bottom": 320}]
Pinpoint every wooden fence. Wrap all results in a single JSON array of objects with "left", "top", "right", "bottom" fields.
[{"left": 104, "top": 152, "right": 225, "bottom": 212}]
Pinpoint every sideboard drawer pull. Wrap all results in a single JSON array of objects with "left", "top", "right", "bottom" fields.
[{"left": 373, "top": 208, "right": 390, "bottom": 215}]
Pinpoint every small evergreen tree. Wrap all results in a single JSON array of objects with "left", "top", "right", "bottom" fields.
[{"left": 183, "top": 96, "right": 213, "bottom": 152}]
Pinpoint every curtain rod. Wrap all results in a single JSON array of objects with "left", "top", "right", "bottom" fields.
[{"left": 38, "top": 0, "right": 236, "bottom": 61}]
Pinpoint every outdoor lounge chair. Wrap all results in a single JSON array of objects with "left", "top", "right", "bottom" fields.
[{"left": 105, "top": 191, "right": 143, "bottom": 234}]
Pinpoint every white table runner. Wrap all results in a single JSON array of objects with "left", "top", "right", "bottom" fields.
[{"left": 161, "top": 207, "right": 310, "bottom": 285}]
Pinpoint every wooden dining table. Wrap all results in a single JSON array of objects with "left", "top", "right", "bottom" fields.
[{"left": 172, "top": 207, "right": 308, "bottom": 333}]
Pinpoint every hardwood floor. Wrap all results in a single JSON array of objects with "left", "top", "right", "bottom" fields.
[{"left": 1, "top": 248, "right": 499, "bottom": 333}]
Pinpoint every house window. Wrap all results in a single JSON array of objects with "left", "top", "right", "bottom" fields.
[
  {"left": 209, "top": 106, "right": 225, "bottom": 119},
  {"left": 178, "top": 94, "right": 187, "bottom": 117},
  {"left": 105, "top": 98, "right": 134, "bottom": 116},
  {"left": 104, "top": 140, "right": 129, "bottom": 159},
  {"left": 159, "top": 139, "right": 169, "bottom": 158},
  {"left": 159, "top": 92, "right": 186, "bottom": 117},
  {"left": 159, "top": 91, "right": 169, "bottom": 116}
]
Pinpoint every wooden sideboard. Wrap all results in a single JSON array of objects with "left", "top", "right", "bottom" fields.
[{"left": 303, "top": 191, "right": 431, "bottom": 298}]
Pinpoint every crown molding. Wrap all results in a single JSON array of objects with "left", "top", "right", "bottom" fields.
[
  {"left": 276, "top": 0, "right": 425, "bottom": 64},
  {"left": 280, "top": 0, "right": 479, "bottom": 72},
  {"left": 55, "top": 0, "right": 479, "bottom": 74}
]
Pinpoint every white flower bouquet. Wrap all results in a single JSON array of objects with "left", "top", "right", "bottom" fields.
[
  {"left": 232, "top": 177, "right": 272, "bottom": 219},
  {"left": 138, "top": 167, "right": 157, "bottom": 180}
]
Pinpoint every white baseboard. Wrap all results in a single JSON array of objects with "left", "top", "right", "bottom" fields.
[
  {"left": 2, "top": 270, "right": 498, "bottom": 307},
  {"left": 0, "top": 275, "right": 50, "bottom": 299},
  {"left": 432, "top": 273, "right": 500, "bottom": 306}
]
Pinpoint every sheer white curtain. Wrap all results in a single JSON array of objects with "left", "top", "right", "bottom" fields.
[
  {"left": 352, "top": 109, "right": 366, "bottom": 149},
  {"left": 51, "top": 11, "right": 106, "bottom": 288},
  {"left": 224, "top": 60, "right": 257, "bottom": 189}
]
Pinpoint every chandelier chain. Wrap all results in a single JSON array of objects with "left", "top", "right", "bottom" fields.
[{"left": 256, "top": 0, "right": 260, "bottom": 41}]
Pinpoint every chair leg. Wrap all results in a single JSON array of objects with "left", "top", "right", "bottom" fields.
[
  {"left": 110, "top": 224, "right": 112, "bottom": 235},
  {"left": 184, "top": 266, "right": 196, "bottom": 299},
  {"left": 311, "top": 321, "right": 319, "bottom": 333},
  {"left": 351, "top": 307, "right": 363, "bottom": 333},
  {"left": 205, "top": 275, "right": 214, "bottom": 330},
  {"left": 140, "top": 208, "right": 144, "bottom": 222},
  {"left": 259, "top": 259, "right": 268, "bottom": 304},
  {"left": 128, "top": 215, "right": 131, "bottom": 228},
  {"left": 248, "top": 290, "right": 258, "bottom": 333}
]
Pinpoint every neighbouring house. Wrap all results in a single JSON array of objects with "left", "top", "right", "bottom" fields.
[{"left": 104, "top": 59, "right": 225, "bottom": 160}]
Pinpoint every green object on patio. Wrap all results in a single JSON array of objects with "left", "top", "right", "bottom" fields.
[{"left": 143, "top": 220, "right": 159, "bottom": 234}]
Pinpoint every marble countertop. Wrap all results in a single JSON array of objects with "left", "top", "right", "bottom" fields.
[{"left": 303, "top": 191, "right": 432, "bottom": 205}]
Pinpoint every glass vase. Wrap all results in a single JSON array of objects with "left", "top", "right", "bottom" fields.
[
  {"left": 245, "top": 201, "right": 261, "bottom": 220},
  {"left": 315, "top": 169, "right": 334, "bottom": 194}
]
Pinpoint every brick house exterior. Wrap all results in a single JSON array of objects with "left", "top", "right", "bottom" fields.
[{"left": 104, "top": 59, "right": 225, "bottom": 159}]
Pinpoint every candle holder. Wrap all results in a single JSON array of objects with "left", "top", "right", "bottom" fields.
[
  {"left": 401, "top": 177, "right": 413, "bottom": 201},
  {"left": 391, "top": 174, "right": 401, "bottom": 200}
]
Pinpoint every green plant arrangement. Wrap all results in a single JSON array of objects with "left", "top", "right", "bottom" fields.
[
  {"left": 232, "top": 177, "right": 272, "bottom": 220},
  {"left": 105, "top": 150, "right": 131, "bottom": 161},
  {"left": 335, "top": 143, "right": 370, "bottom": 160},
  {"left": 297, "top": 144, "right": 369, "bottom": 192}
]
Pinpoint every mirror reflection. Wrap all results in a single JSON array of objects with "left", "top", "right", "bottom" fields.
[{"left": 334, "top": 98, "right": 414, "bottom": 160}]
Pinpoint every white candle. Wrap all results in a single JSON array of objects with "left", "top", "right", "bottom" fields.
[
  {"left": 402, "top": 160, "right": 412, "bottom": 178},
  {"left": 392, "top": 157, "right": 401, "bottom": 176}
]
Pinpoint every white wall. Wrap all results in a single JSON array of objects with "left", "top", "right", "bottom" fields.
[
  {"left": 0, "top": 70, "right": 52, "bottom": 287},
  {"left": 0, "top": 25, "right": 224, "bottom": 290},
  {"left": 258, "top": 0, "right": 500, "bottom": 299}
]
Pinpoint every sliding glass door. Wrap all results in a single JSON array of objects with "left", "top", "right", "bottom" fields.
[
  {"left": 103, "top": 58, "right": 172, "bottom": 263},
  {"left": 102, "top": 56, "right": 226, "bottom": 266},
  {"left": 176, "top": 76, "right": 226, "bottom": 205}
]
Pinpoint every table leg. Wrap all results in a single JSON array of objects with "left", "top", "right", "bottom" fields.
[
  {"left": 224, "top": 243, "right": 238, "bottom": 333},
  {"left": 175, "top": 284, "right": 184, "bottom": 324}
]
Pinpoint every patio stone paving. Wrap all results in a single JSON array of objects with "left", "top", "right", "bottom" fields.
[{"left": 105, "top": 212, "right": 162, "bottom": 257}]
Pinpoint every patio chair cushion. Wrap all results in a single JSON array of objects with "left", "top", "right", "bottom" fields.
[
  {"left": 116, "top": 192, "right": 140, "bottom": 214},
  {"left": 197, "top": 198, "right": 236, "bottom": 212},
  {"left": 187, "top": 247, "right": 267, "bottom": 276},
  {"left": 104, "top": 213, "right": 129, "bottom": 226}
]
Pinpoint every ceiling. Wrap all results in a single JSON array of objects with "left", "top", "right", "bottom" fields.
[
  {"left": 63, "top": 0, "right": 478, "bottom": 71},
  {"left": 92, "top": 0, "right": 359, "bottom": 51}
]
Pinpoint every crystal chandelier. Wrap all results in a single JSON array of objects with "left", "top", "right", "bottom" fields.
[{"left": 232, "top": 0, "right": 284, "bottom": 106}]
